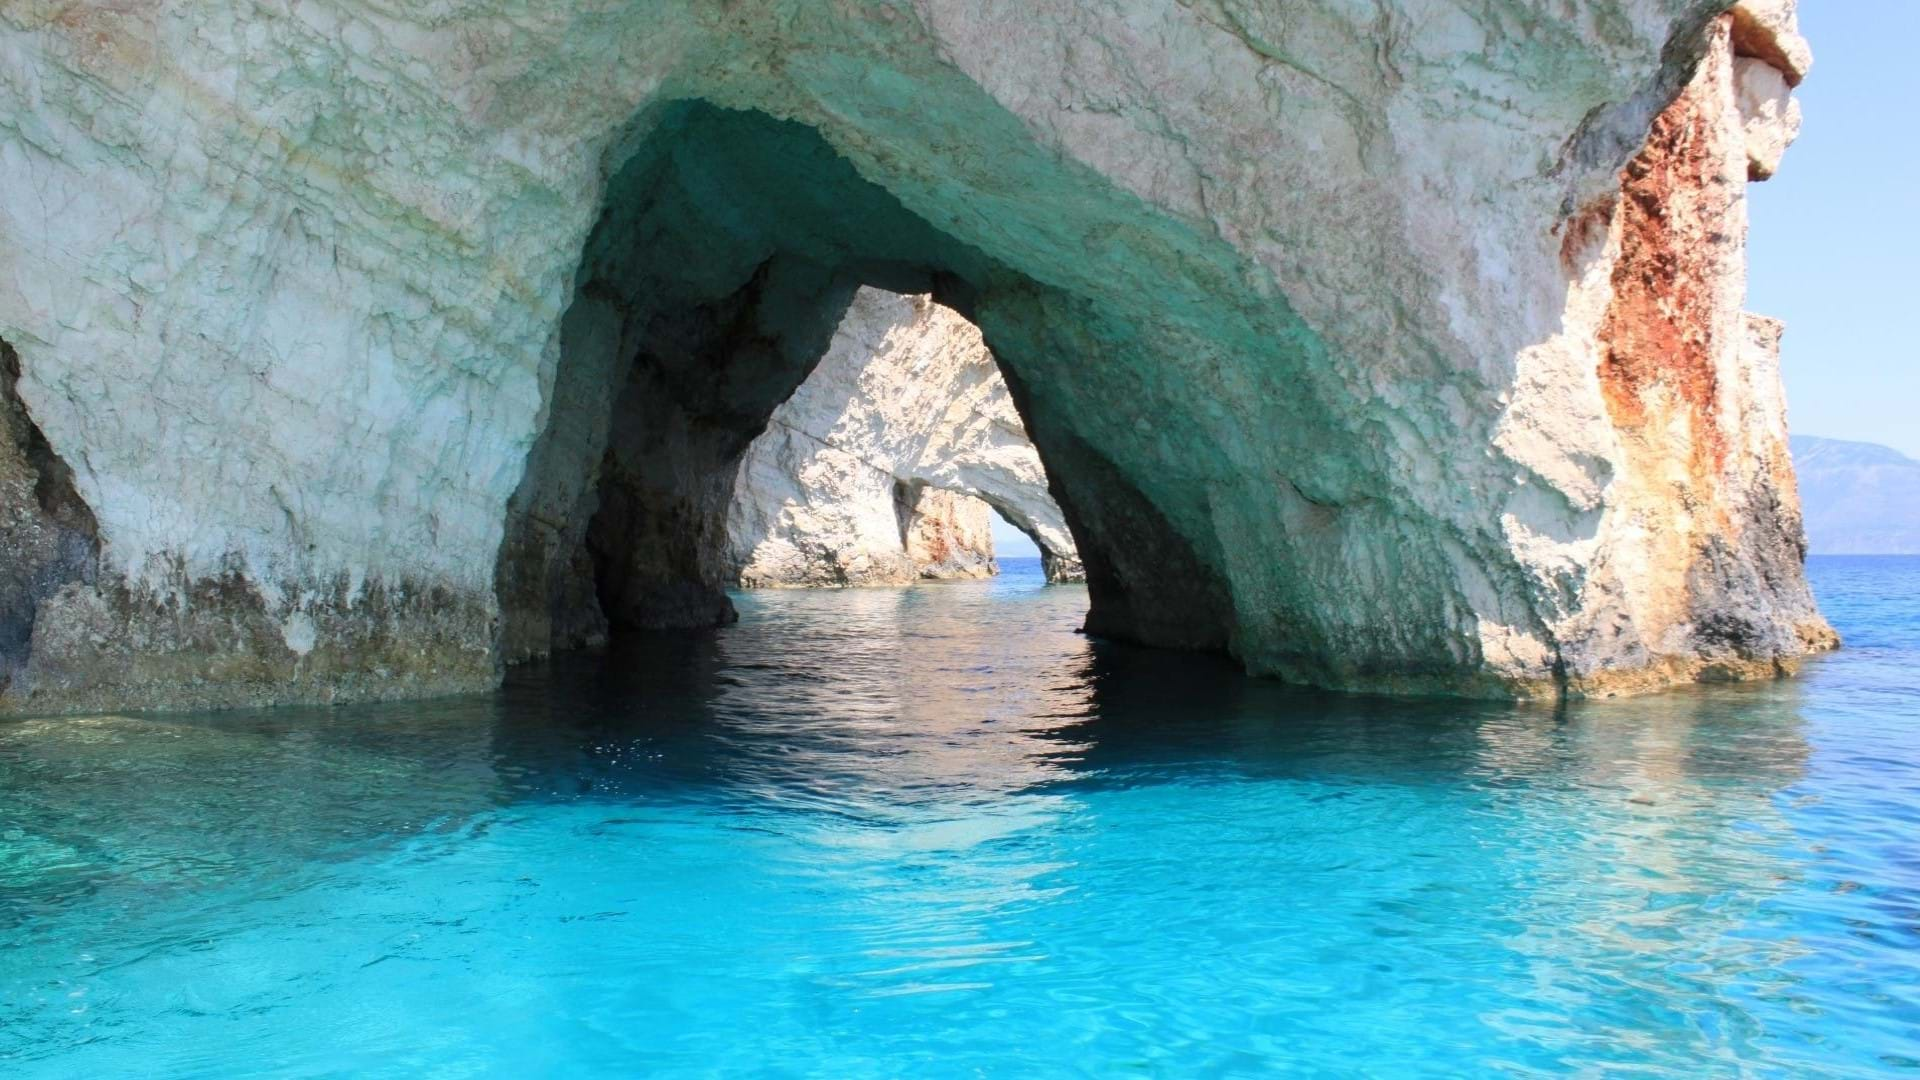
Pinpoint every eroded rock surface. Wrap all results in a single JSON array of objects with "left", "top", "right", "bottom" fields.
[
  {"left": 0, "top": 340, "right": 99, "bottom": 696},
  {"left": 0, "top": 0, "right": 1830, "bottom": 711},
  {"left": 728, "top": 289, "right": 1083, "bottom": 588},
  {"left": 903, "top": 487, "right": 999, "bottom": 583}
]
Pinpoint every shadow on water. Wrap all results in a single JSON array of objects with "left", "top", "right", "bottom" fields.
[
  {"left": 7, "top": 564, "right": 1916, "bottom": 1075},
  {"left": 0, "top": 576, "right": 1815, "bottom": 921}
]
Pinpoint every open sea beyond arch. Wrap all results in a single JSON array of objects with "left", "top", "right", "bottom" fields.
[{"left": 2, "top": 556, "right": 1917, "bottom": 1076}]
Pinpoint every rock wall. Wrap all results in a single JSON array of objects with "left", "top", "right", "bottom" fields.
[
  {"left": 1554, "top": 7, "right": 1831, "bottom": 694},
  {"left": 727, "top": 289, "right": 1083, "bottom": 588},
  {"left": 902, "top": 487, "right": 999, "bottom": 583},
  {"left": 0, "top": 339, "right": 99, "bottom": 696},
  {"left": 0, "top": 0, "right": 1831, "bottom": 712}
]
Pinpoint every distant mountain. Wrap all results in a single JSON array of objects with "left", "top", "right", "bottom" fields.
[{"left": 1790, "top": 435, "right": 1920, "bottom": 555}]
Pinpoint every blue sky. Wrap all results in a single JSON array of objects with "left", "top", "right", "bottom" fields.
[
  {"left": 989, "top": 506, "right": 1041, "bottom": 559},
  {"left": 1748, "top": 2, "right": 1919, "bottom": 458}
]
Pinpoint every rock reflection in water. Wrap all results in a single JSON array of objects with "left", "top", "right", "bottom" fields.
[{"left": 0, "top": 568, "right": 1856, "bottom": 1076}]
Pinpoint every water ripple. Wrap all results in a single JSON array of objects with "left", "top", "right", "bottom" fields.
[{"left": 0, "top": 559, "right": 1917, "bottom": 1076}]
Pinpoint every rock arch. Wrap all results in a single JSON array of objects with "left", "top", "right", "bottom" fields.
[
  {"left": 0, "top": 1, "right": 1832, "bottom": 712},
  {"left": 724, "top": 287, "right": 1083, "bottom": 590},
  {"left": 489, "top": 101, "right": 1146, "bottom": 659}
]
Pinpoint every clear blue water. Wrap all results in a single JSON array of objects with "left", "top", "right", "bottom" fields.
[{"left": 3, "top": 556, "right": 1918, "bottom": 1076}]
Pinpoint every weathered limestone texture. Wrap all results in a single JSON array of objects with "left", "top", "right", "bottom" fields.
[
  {"left": 903, "top": 488, "right": 999, "bottom": 583},
  {"left": 727, "top": 289, "right": 1083, "bottom": 588},
  {"left": 0, "top": 340, "right": 99, "bottom": 696},
  {"left": 0, "top": 0, "right": 1830, "bottom": 712},
  {"left": 1565, "top": 10, "right": 1833, "bottom": 695}
]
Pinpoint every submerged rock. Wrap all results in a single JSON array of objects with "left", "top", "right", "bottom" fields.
[
  {"left": 727, "top": 289, "right": 1083, "bottom": 588},
  {"left": 0, "top": 1, "right": 1831, "bottom": 711}
]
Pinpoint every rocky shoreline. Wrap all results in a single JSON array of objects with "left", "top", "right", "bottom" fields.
[{"left": 0, "top": 1, "right": 1832, "bottom": 713}]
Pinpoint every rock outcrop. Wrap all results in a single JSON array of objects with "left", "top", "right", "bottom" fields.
[
  {"left": 0, "top": 1, "right": 1831, "bottom": 712},
  {"left": 728, "top": 289, "right": 1083, "bottom": 588},
  {"left": 0, "top": 340, "right": 100, "bottom": 696},
  {"left": 902, "top": 488, "right": 999, "bottom": 583}
]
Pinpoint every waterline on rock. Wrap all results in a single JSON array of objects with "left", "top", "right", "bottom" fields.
[{"left": 1, "top": 558, "right": 1913, "bottom": 1075}]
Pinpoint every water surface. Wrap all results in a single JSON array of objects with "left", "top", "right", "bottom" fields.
[{"left": 2, "top": 556, "right": 1917, "bottom": 1076}]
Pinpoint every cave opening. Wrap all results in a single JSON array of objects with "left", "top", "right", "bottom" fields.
[
  {"left": 723, "top": 285, "right": 1085, "bottom": 590},
  {"left": 987, "top": 505, "right": 1043, "bottom": 563},
  {"left": 495, "top": 101, "right": 1214, "bottom": 665}
]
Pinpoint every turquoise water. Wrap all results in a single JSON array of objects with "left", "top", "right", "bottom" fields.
[{"left": 2, "top": 556, "right": 1917, "bottom": 1076}]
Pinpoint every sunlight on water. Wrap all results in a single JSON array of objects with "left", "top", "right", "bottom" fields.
[{"left": 2, "top": 557, "right": 1917, "bottom": 1076}]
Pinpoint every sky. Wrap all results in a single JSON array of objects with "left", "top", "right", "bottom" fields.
[
  {"left": 1747, "top": 1, "right": 1920, "bottom": 458},
  {"left": 989, "top": 505, "right": 1041, "bottom": 559}
]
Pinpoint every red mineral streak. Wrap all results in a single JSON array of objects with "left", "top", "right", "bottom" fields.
[{"left": 1594, "top": 17, "right": 1736, "bottom": 480}]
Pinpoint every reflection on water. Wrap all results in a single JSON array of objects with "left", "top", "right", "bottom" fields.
[{"left": 1, "top": 559, "right": 1916, "bottom": 1076}]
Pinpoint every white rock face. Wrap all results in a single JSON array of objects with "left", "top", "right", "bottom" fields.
[
  {"left": 0, "top": 0, "right": 1832, "bottom": 711},
  {"left": 1730, "top": 0, "right": 1814, "bottom": 83},
  {"left": 1734, "top": 57, "right": 1801, "bottom": 180},
  {"left": 728, "top": 289, "right": 1082, "bottom": 588},
  {"left": 903, "top": 488, "right": 998, "bottom": 583}
]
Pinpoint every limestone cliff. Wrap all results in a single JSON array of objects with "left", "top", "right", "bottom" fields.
[
  {"left": 0, "top": 0, "right": 1830, "bottom": 712},
  {"left": 728, "top": 289, "right": 1082, "bottom": 588}
]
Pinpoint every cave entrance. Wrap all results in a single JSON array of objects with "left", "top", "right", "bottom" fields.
[
  {"left": 495, "top": 101, "right": 1229, "bottom": 665},
  {"left": 986, "top": 506, "right": 1043, "bottom": 565},
  {"left": 722, "top": 286, "right": 1084, "bottom": 590}
]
